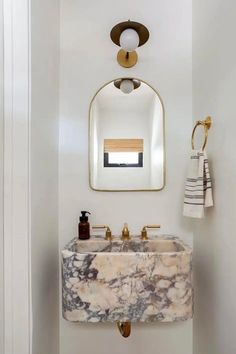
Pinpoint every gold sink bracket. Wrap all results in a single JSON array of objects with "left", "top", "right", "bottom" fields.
[
  {"left": 92, "top": 225, "right": 112, "bottom": 241},
  {"left": 141, "top": 224, "right": 161, "bottom": 240},
  {"left": 117, "top": 321, "right": 131, "bottom": 338},
  {"left": 121, "top": 223, "right": 131, "bottom": 240}
]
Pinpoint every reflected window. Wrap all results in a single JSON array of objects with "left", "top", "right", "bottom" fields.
[{"left": 104, "top": 139, "right": 143, "bottom": 168}]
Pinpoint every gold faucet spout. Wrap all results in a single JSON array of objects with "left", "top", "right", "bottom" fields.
[{"left": 121, "top": 223, "right": 130, "bottom": 240}]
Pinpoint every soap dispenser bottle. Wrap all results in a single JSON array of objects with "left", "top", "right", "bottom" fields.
[{"left": 78, "top": 211, "right": 91, "bottom": 240}]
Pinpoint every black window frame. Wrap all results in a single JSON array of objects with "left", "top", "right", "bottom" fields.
[{"left": 104, "top": 152, "right": 143, "bottom": 168}]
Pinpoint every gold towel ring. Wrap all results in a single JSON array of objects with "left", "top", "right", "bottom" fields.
[{"left": 191, "top": 116, "right": 212, "bottom": 151}]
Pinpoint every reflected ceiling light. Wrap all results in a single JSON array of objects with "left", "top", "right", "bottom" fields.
[
  {"left": 110, "top": 20, "right": 149, "bottom": 68},
  {"left": 114, "top": 79, "right": 141, "bottom": 94},
  {"left": 120, "top": 79, "right": 134, "bottom": 94}
]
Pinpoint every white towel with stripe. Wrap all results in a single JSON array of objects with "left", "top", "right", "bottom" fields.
[{"left": 183, "top": 150, "right": 213, "bottom": 218}]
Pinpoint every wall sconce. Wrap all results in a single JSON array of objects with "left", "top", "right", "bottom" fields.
[
  {"left": 114, "top": 78, "right": 141, "bottom": 94},
  {"left": 110, "top": 20, "right": 149, "bottom": 68}
]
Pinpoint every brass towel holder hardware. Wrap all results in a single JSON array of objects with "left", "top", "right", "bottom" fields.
[
  {"left": 191, "top": 116, "right": 212, "bottom": 151},
  {"left": 92, "top": 225, "right": 112, "bottom": 241}
]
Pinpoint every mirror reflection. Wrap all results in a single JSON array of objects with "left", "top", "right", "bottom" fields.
[{"left": 89, "top": 78, "right": 165, "bottom": 191}]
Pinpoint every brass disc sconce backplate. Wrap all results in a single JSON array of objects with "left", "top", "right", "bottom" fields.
[
  {"left": 117, "top": 49, "right": 138, "bottom": 68},
  {"left": 110, "top": 20, "right": 149, "bottom": 68}
]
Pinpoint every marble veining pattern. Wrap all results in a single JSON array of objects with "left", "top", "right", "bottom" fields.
[{"left": 62, "top": 235, "right": 193, "bottom": 323}]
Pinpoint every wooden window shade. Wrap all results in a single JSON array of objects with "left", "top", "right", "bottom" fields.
[{"left": 104, "top": 139, "right": 143, "bottom": 153}]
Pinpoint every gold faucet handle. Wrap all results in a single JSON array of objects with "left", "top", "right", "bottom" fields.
[
  {"left": 92, "top": 225, "right": 112, "bottom": 241},
  {"left": 141, "top": 224, "right": 161, "bottom": 240}
]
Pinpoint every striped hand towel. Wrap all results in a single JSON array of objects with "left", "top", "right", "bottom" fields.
[{"left": 183, "top": 150, "right": 213, "bottom": 218}]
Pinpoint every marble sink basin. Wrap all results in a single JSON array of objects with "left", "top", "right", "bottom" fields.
[{"left": 62, "top": 236, "right": 193, "bottom": 323}]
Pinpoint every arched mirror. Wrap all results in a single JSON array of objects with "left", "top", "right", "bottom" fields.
[{"left": 89, "top": 78, "right": 165, "bottom": 191}]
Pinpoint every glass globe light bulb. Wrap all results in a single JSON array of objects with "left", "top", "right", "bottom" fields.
[
  {"left": 119, "top": 28, "right": 139, "bottom": 52},
  {"left": 120, "top": 79, "right": 134, "bottom": 94}
]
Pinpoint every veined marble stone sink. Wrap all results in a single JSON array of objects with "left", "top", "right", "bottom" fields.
[{"left": 62, "top": 236, "right": 193, "bottom": 323}]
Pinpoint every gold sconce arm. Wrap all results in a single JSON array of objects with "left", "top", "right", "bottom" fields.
[
  {"left": 141, "top": 225, "right": 161, "bottom": 240},
  {"left": 92, "top": 225, "right": 112, "bottom": 241}
]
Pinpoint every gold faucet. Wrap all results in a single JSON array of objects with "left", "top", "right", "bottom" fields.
[
  {"left": 92, "top": 225, "right": 112, "bottom": 241},
  {"left": 140, "top": 225, "right": 161, "bottom": 240},
  {"left": 121, "top": 223, "right": 131, "bottom": 240}
]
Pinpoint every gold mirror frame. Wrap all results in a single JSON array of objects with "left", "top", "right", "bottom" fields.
[{"left": 88, "top": 78, "right": 166, "bottom": 192}]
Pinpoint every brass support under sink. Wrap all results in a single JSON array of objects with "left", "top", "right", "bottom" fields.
[
  {"left": 141, "top": 224, "right": 161, "bottom": 240},
  {"left": 92, "top": 225, "right": 112, "bottom": 240},
  {"left": 117, "top": 321, "right": 131, "bottom": 338}
]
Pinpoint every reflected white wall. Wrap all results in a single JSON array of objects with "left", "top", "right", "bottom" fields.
[{"left": 149, "top": 95, "right": 164, "bottom": 188}]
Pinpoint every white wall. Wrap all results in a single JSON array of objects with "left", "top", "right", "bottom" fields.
[
  {"left": 59, "top": 1, "right": 193, "bottom": 354},
  {"left": 0, "top": 0, "right": 3, "bottom": 350},
  {"left": 193, "top": 1, "right": 236, "bottom": 353},
  {"left": 30, "top": 0, "right": 60, "bottom": 353}
]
